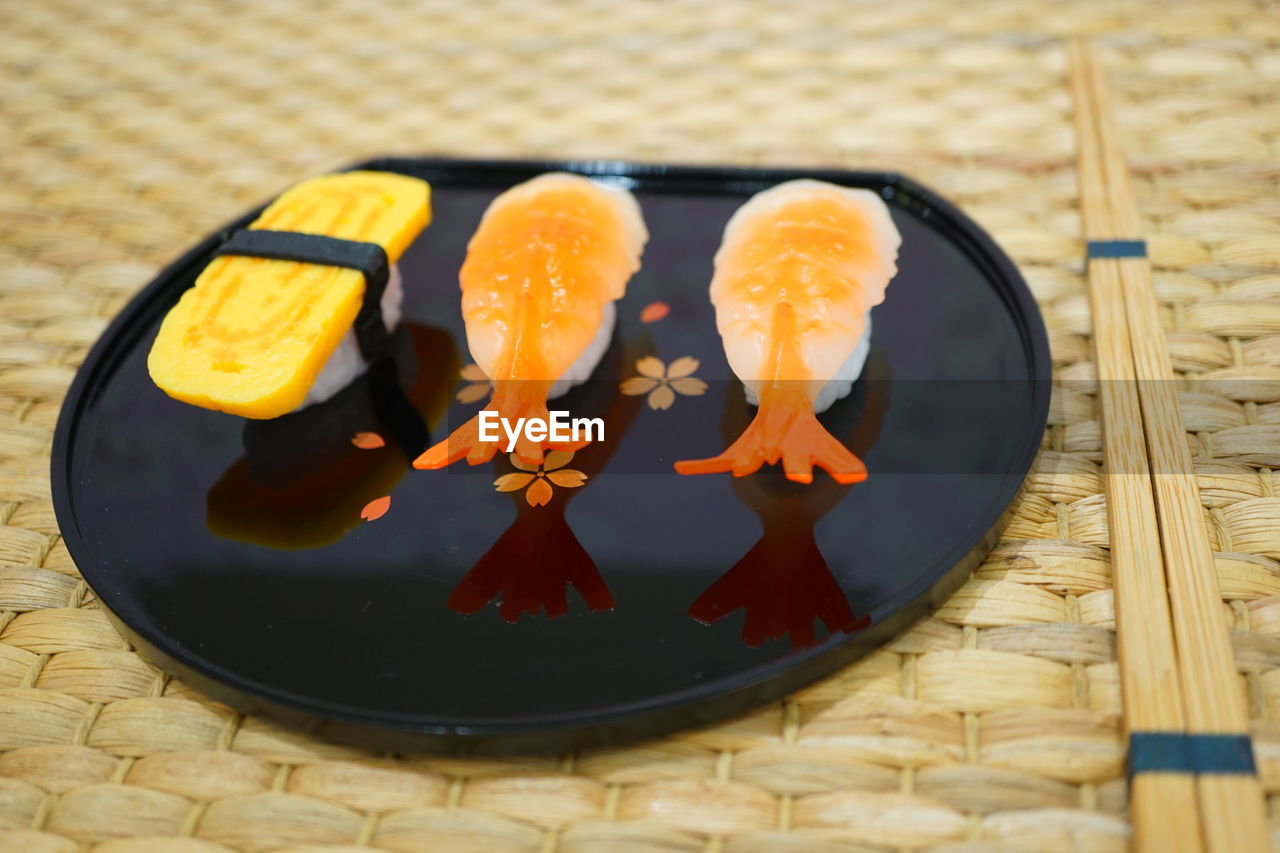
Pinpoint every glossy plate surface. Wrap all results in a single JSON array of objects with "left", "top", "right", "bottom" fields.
[{"left": 52, "top": 158, "right": 1049, "bottom": 753}]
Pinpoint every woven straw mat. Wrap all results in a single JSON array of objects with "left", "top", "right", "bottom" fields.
[{"left": 2, "top": 0, "right": 1278, "bottom": 851}]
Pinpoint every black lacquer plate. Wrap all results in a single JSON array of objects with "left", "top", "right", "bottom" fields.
[{"left": 52, "top": 158, "right": 1050, "bottom": 754}]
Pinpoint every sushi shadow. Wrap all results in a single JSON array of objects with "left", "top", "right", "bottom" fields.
[
  {"left": 689, "top": 350, "right": 892, "bottom": 650},
  {"left": 205, "top": 323, "right": 459, "bottom": 550},
  {"left": 446, "top": 336, "right": 645, "bottom": 622}
]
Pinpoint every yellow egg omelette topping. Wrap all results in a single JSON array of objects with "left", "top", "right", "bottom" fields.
[{"left": 147, "top": 170, "right": 431, "bottom": 419}]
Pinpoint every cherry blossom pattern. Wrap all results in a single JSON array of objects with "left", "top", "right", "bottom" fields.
[
  {"left": 620, "top": 356, "right": 707, "bottom": 410},
  {"left": 493, "top": 450, "right": 588, "bottom": 507},
  {"left": 456, "top": 363, "right": 492, "bottom": 404}
]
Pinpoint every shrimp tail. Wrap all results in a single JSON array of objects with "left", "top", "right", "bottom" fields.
[
  {"left": 413, "top": 412, "right": 497, "bottom": 469},
  {"left": 413, "top": 380, "right": 588, "bottom": 470},
  {"left": 674, "top": 387, "right": 866, "bottom": 485}
]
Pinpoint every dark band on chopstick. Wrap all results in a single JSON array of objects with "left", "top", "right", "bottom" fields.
[
  {"left": 215, "top": 229, "right": 392, "bottom": 361},
  {"left": 1127, "top": 732, "right": 1257, "bottom": 779},
  {"left": 1087, "top": 239, "right": 1147, "bottom": 259}
]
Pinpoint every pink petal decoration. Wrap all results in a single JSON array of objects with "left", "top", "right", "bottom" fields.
[
  {"left": 361, "top": 496, "right": 391, "bottom": 521},
  {"left": 640, "top": 301, "right": 671, "bottom": 323},
  {"left": 352, "top": 431, "right": 386, "bottom": 449}
]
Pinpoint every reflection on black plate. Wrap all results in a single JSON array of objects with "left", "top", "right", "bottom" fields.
[
  {"left": 52, "top": 158, "right": 1049, "bottom": 753},
  {"left": 447, "top": 337, "right": 642, "bottom": 623},
  {"left": 207, "top": 324, "right": 455, "bottom": 550},
  {"left": 689, "top": 353, "right": 890, "bottom": 649}
]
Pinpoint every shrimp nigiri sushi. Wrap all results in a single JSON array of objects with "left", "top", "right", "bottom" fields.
[
  {"left": 414, "top": 173, "right": 647, "bottom": 469},
  {"left": 675, "top": 179, "right": 901, "bottom": 484}
]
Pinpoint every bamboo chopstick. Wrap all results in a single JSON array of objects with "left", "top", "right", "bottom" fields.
[
  {"left": 1068, "top": 41, "right": 1269, "bottom": 853},
  {"left": 1076, "top": 42, "right": 1269, "bottom": 853},
  {"left": 1066, "top": 41, "right": 1202, "bottom": 853}
]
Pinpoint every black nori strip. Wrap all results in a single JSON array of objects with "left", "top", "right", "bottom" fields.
[{"left": 214, "top": 229, "right": 392, "bottom": 362}]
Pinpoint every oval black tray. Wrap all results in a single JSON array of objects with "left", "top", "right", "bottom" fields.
[{"left": 52, "top": 157, "right": 1050, "bottom": 754}]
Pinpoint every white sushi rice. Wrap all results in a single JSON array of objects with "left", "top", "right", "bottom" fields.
[
  {"left": 743, "top": 311, "right": 872, "bottom": 414},
  {"left": 300, "top": 263, "right": 403, "bottom": 409},
  {"left": 548, "top": 301, "right": 615, "bottom": 400}
]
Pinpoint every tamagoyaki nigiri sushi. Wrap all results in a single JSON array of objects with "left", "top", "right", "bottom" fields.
[
  {"left": 675, "top": 179, "right": 901, "bottom": 484},
  {"left": 148, "top": 171, "right": 431, "bottom": 419},
  {"left": 414, "top": 173, "right": 648, "bottom": 469}
]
